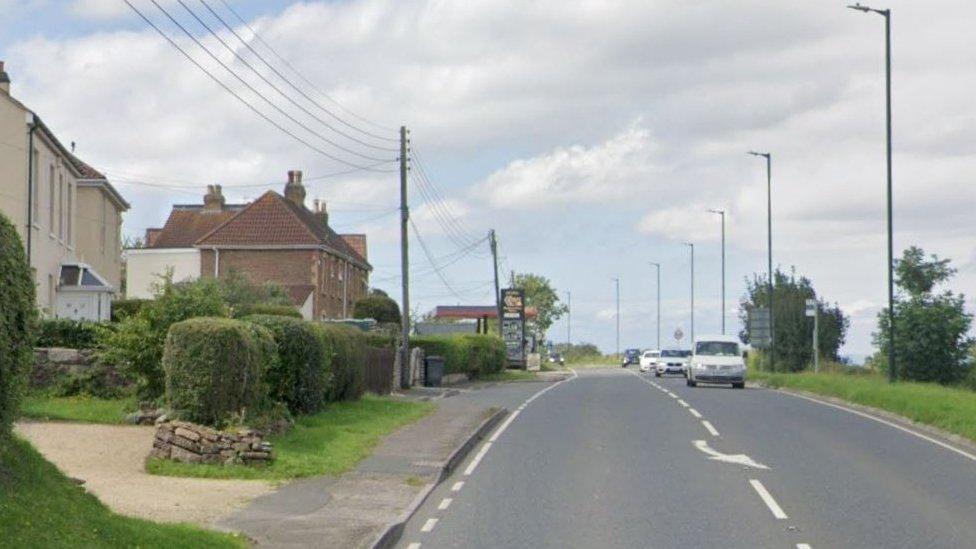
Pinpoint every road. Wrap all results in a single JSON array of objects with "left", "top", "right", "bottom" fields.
[{"left": 395, "top": 368, "right": 976, "bottom": 549}]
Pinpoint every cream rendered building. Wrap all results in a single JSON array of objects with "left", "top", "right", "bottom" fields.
[{"left": 0, "top": 61, "right": 129, "bottom": 319}]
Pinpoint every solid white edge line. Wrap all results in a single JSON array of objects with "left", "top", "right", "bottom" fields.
[
  {"left": 451, "top": 481, "right": 464, "bottom": 492},
  {"left": 489, "top": 410, "right": 521, "bottom": 442},
  {"left": 782, "top": 390, "right": 976, "bottom": 464},
  {"left": 749, "top": 479, "right": 788, "bottom": 519},
  {"left": 463, "top": 442, "right": 493, "bottom": 475},
  {"left": 438, "top": 498, "right": 452, "bottom": 510},
  {"left": 421, "top": 518, "right": 438, "bottom": 532},
  {"left": 689, "top": 408, "right": 702, "bottom": 418},
  {"left": 702, "top": 420, "right": 720, "bottom": 437}
]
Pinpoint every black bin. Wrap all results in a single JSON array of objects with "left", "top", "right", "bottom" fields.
[{"left": 425, "top": 355, "right": 445, "bottom": 387}]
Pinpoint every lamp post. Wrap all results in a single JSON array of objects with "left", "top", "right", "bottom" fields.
[
  {"left": 566, "top": 290, "right": 571, "bottom": 346},
  {"left": 848, "top": 3, "right": 896, "bottom": 383},
  {"left": 708, "top": 209, "right": 726, "bottom": 335},
  {"left": 683, "top": 243, "right": 694, "bottom": 344},
  {"left": 748, "top": 151, "right": 774, "bottom": 371},
  {"left": 649, "top": 262, "right": 661, "bottom": 349},
  {"left": 612, "top": 277, "right": 620, "bottom": 360}
]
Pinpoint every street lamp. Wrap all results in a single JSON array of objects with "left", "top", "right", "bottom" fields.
[
  {"left": 566, "top": 290, "right": 571, "bottom": 346},
  {"left": 683, "top": 243, "right": 694, "bottom": 344},
  {"left": 612, "top": 277, "right": 620, "bottom": 360},
  {"left": 649, "top": 262, "right": 661, "bottom": 349},
  {"left": 748, "top": 150, "right": 774, "bottom": 371},
  {"left": 848, "top": 3, "right": 896, "bottom": 382},
  {"left": 708, "top": 209, "right": 726, "bottom": 335}
]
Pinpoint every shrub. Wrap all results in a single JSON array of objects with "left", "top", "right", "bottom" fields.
[
  {"left": 36, "top": 319, "right": 100, "bottom": 349},
  {"left": 163, "top": 318, "right": 271, "bottom": 426},
  {"left": 110, "top": 298, "right": 148, "bottom": 322},
  {"left": 352, "top": 293, "right": 401, "bottom": 324},
  {"left": 411, "top": 335, "right": 506, "bottom": 378},
  {"left": 363, "top": 332, "right": 396, "bottom": 349},
  {"left": 315, "top": 323, "right": 367, "bottom": 401},
  {"left": 98, "top": 279, "right": 228, "bottom": 401},
  {"left": 462, "top": 335, "right": 506, "bottom": 376},
  {"left": 233, "top": 304, "right": 302, "bottom": 319},
  {"left": 246, "top": 315, "right": 327, "bottom": 414},
  {"left": 0, "top": 213, "right": 37, "bottom": 437}
]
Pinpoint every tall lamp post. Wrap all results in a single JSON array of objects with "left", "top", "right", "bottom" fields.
[
  {"left": 683, "top": 243, "right": 694, "bottom": 344},
  {"left": 649, "top": 262, "right": 661, "bottom": 349},
  {"left": 849, "top": 3, "right": 896, "bottom": 383},
  {"left": 708, "top": 209, "right": 726, "bottom": 335},
  {"left": 612, "top": 277, "right": 620, "bottom": 360},
  {"left": 748, "top": 151, "right": 774, "bottom": 371}
]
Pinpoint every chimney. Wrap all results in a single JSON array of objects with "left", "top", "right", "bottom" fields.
[
  {"left": 313, "top": 199, "right": 329, "bottom": 227},
  {"left": 203, "top": 184, "right": 225, "bottom": 211},
  {"left": 0, "top": 61, "right": 10, "bottom": 95},
  {"left": 284, "top": 169, "right": 306, "bottom": 207}
]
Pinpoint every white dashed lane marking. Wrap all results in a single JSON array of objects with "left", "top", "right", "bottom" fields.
[
  {"left": 689, "top": 408, "right": 702, "bottom": 418},
  {"left": 407, "top": 543, "right": 421, "bottom": 549},
  {"left": 750, "top": 479, "right": 788, "bottom": 519},
  {"left": 437, "top": 498, "right": 452, "bottom": 510},
  {"left": 451, "top": 481, "right": 463, "bottom": 492},
  {"left": 702, "top": 420, "right": 720, "bottom": 437},
  {"left": 421, "top": 518, "right": 438, "bottom": 532}
]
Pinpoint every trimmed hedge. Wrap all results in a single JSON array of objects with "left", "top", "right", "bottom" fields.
[
  {"left": 163, "top": 318, "right": 273, "bottom": 426},
  {"left": 110, "top": 298, "right": 149, "bottom": 322},
  {"left": 0, "top": 212, "right": 37, "bottom": 437},
  {"left": 315, "top": 323, "right": 367, "bottom": 402},
  {"left": 411, "top": 334, "right": 506, "bottom": 378},
  {"left": 233, "top": 304, "right": 302, "bottom": 319},
  {"left": 246, "top": 315, "right": 327, "bottom": 414},
  {"left": 36, "top": 319, "right": 100, "bottom": 349}
]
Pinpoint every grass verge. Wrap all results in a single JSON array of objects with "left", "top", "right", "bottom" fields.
[
  {"left": 20, "top": 395, "right": 136, "bottom": 424},
  {"left": 0, "top": 436, "right": 244, "bottom": 548},
  {"left": 756, "top": 370, "right": 976, "bottom": 443},
  {"left": 147, "top": 395, "right": 434, "bottom": 481},
  {"left": 480, "top": 369, "right": 540, "bottom": 382}
]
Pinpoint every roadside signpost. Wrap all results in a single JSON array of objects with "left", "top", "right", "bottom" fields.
[
  {"left": 674, "top": 328, "right": 684, "bottom": 345},
  {"left": 806, "top": 299, "right": 819, "bottom": 373},
  {"left": 501, "top": 288, "right": 526, "bottom": 368},
  {"left": 748, "top": 308, "right": 772, "bottom": 348}
]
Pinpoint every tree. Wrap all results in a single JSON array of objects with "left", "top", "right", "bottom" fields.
[
  {"left": 0, "top": 212, "right": 37, "bottom": 437},
  {"left": 512, "top": 272, "right": 568, "bottom": 337},
  {"left": 873, "top": 246, "right": 973, "bottom": 384},
  {"left": 738, "top": 267, "right": 849, "bottom": 372},
  {"left": 353, "top": 289, "right": 401, "bottom": 324}
]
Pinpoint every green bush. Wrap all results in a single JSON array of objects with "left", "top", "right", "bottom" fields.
[
  {"left": 315, "top": 323, "right": 366, "bottom": 402},
  {"left": 98, "top": 279, "right": 228, "bottom": 401},
  {"left": 352, "top": 293, "right": 401, "bottom": 324},
  {"left": 0, "top": 213, "right": 37, "bottom": 437},
  {"left": 246, "top": 315, "right": 327, "bottom": 414},
  {"left": 411, "top": 335, "right": 506, "bottom": 378},
  {"left": 163, "top": 318, "right": 271, "bottom": 426},
  {"left": 363, "top": 331, "right": 396, "bottom": 349},
  {"left": 36, "top": 319, "right": 100, "bottom": 349},
  {"left": 233, "top": 304, "right": 302, "bottom": 319},
  {"left": 110, "top": 298, "right": 149, "bottom": 322}
]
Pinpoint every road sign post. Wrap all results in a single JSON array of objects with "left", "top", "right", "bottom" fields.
[
  {"left": 806, "top": 299, "right": 818, "bottom": 373},
  {"left": 501, "top": 288, "right": 526, "bottom": 368},
  {"left": 748, "top": 308, "right": 772, "bottom": 356}
]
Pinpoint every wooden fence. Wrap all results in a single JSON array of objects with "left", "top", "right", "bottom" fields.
[{"left": 364, "top": 346, "right": 395, "bottom": 395}]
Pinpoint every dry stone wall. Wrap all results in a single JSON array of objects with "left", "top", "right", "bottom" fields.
[{"left": 150, "top": 421, "right": 274, "bottom": 466}]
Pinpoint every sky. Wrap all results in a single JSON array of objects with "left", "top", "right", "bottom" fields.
[{"left": 3, "top": 0, "right": 976, "bottom": 361}]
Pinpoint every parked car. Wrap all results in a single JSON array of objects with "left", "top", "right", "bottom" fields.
[
  {"left": 548, "top": 353, "right": 565, "bottom": 365},
  {"left": 639, "top": 349, "right": 660, "bottom": 372},
  {"left": 685, "top": 335, "right": 745, "bottom": 389},
  {"left": 654, "top": 349, "right": 690, "bottom": 377},
  {"left": 622, "top": 348, "right": 641, "bottom": 367}
]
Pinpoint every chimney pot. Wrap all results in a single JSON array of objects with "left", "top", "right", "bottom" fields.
[
  {"left": 284, "top": 169, "right": 306, "bottom": 208},
  {"left": 0, "top": 61, "right": 10, "bottom": 94},
  {"left": 204, "top": 184, "right": 225, "bottom": 211}
]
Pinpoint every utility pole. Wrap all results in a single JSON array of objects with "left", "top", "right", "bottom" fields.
[
  {"left": 566, "top": 290, "right": 572, "bottom": 345},
  {"left": 510, "top": 270, "right": 516, "bottom": 287},
  {"left": 684, "top": 243, "right": 695, "bottom": 344},
  {"left": 612, "top": 277, "right": 620, "bottom": 360},
  {"left": 708, "top": 209, "right": 726, "bottom": 334},
  {"left": 489, "top": 229, "right": 501, "bottom": 335},
  {"left": 649, "top": 262, "right": 661, "bottom": 349},
  {"left": 399, "top": 126, "right": 410, "bottom": 389},
  {"left": 749, "top": 151, "right": 774, "bottom": 371}
]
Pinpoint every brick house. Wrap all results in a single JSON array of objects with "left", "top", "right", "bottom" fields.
[{"left": 126, "top": 171, "right": 370, "bottom": 319}]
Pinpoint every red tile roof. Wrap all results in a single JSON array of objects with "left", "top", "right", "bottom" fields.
[{"left": 148, "top": 206, "right": 243, "bottom": 248}]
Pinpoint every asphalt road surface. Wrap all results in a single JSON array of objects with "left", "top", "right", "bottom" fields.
[{"left": 395, "top": 368, "right": 976, "bottom": 549}]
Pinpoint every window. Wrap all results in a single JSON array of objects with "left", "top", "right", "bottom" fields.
[
  {"left": 66, "top": 183, "right": 73, "bottom": 245},
  {"left": 31, "top": 149, "right": 39, "bottom": 222},
  {"left": 47, "top": 273, "right": 55, "bottom": 313},
  {"left": 48, "top": 165, "right": 55, "bottom": 233},
  {"left": 57, "top": 172, "right": 64, "bottom": 240},
  {"left": 59, "top": 265, "right": 80, "bottom": 286},
  {"left": 99, "top": 198, "right": 106, "bottom": 252},
  {"left": 694, "top": 341, "right": 740, "bottom": 357}
]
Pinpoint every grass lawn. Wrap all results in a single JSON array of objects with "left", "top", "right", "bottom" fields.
[
  {"left": 147, "top": 395, "right": 434, "bottom": 481},
  {"left": 481, "top": 369, "right": 540, "bottom": 382},
  {"left": 20, "top": 395, "right": 136, "bottom": 424},
  {"left": 756, "top": 370, "right": 976, "bottom": 443},
  {"left": 0, "top": 436, "right": 244, "bottom": 548}
]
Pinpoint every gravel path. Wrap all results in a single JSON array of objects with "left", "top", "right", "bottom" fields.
[{"left": 15, "top": 422, "right": 274, "bottom": 525}]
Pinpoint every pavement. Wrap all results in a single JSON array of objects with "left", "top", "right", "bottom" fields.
[
  {"left": 219, "top": 380, "right": 558, "bottom": 548},
  {"left": 395, "top": 367, "right": 976, "bottom": 549}
]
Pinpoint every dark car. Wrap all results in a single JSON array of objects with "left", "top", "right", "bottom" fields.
[{"left": 622, "top": 348, "right": 641, "bottom": 367}]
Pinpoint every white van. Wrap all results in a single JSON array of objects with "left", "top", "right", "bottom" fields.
[{"left": 686, "top": 335, "right": 745, "bottom": 389}]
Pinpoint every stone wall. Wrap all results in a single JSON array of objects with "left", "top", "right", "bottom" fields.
[
  {"left": 150, "top": 421, "right": 274, "bottom": 466},
  {"left": 31, "top": 347, "right": 129, "bottom": 392}
]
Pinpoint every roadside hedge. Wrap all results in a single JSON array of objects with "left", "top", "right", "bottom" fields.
[
  {"left": 246, "top": 315, "right": 327, "bottom": 414},
  {"left": 315, "top": 323, "right": 367, "bottom": 402},
  {"left": 233, "top": 303, "right": 302, "bottom": 319},
  {"left": 36, "top": 319, "right": 100, "bottom": 349},
  {"left": 110, "top": 298, "right": 148, "bottom": 322},
  {"left": 411, "top": 334, "right": 506, "bottom": 378},
  {"left": 163, "top": 318, "right": 273, "bottom": 426},
  {"left": 0, "top": 212, "right": 37, "bottom": 437}
]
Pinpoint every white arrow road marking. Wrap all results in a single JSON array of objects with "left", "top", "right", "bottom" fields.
[{"left": 693, "top": 440, "right": 769, "bottom": 470}]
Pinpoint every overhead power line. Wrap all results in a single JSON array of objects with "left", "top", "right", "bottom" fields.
[{"left": 410, "top": 218, "right": 463, "bottom": 300}]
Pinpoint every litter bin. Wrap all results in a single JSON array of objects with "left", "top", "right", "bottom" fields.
[{"left": 425, "top": 355, "right": 445, "bottom": 387}]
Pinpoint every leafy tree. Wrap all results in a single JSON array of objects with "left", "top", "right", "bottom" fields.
[
  {"left": 873, "top": 246, "right": 973, "bottom": 384},
  {"left": 512, "top": 272, "right": 567, "bottom": 337},
  {"left": 0, "top": 212, "right": 37, "bottom": 438},
  {"left": 353, "top": 289, "right": 401, "bottom": 324},
  {"left": 553, "top": 342, "right": 602, "bottom": 362},
  {"left": 213, "top": 269, "right": 292, "bottom": 312},
  {"left": 738, "top": 267, "right": 849, "bottom": 372}
]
